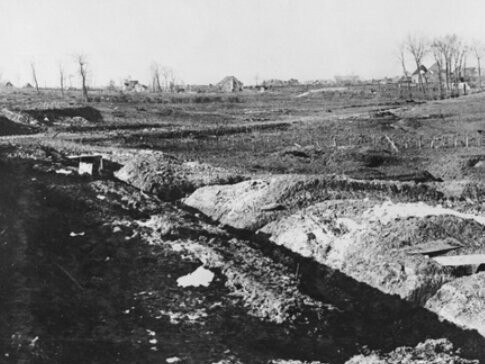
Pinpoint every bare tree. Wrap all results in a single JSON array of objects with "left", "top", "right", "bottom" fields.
[
  {"left": 30, "top": 62, "right": 39, "bottom": 93},
  {"left": 150, "top": 62, "right": 162, "bottom": 92},
  {"left": 427, "top": 34, "right": 465, "bottom": 91},
  {"left": 161, "top": 66, "right": 176, "bottom": 92},
  {"left": 451, "top": 38, "right": 467, "bottom": 81},
  {"left": 254, "top": 73, "right": 260, "bottom": 87},
  {"left": 471, "top": 40, "right": 484, "bottom": 89},
  {"left": 431, "top": 39, "right": 446, "bottom": 98},
  {"left": 76, "top": 55, "right": 89, "bottom": 101},
  {"left": 59, "top": 64, "right": 65, "bottom": 97},
  {"left": 397, "top": 42, "right": 413, "bottom": 99},
  {"left": 439, "top": 36, "right": 453, "bottom": 88},
  {"left": 107, "top": 80, "right": 117, "bottom": 91},
  {"left": 397, "top": 42, "right": 409, "bottom": 78},
  {"left": 406, "top": 35, "right": 428, "bottom": 84}
]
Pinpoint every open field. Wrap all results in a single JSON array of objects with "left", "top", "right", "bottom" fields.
[{"left": 2, "top": 88, "right": 485, "bottom": 363}]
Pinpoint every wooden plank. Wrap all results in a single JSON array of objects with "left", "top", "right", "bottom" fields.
[
  {"left": 66, "top": 154, "right": 103, "bottom": 159},
  {"left": 433, "top": 254, "right": 485, "bottom": 267},
  {"left": 407, "top": 239, "right": 462, "bottom": 256}
]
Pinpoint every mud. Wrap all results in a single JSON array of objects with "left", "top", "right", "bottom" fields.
[
  {"left": 183, "top": 176, "right": 485, "bottom": 349},
  {"left": 0, "top": 116, "right": 37, "bottom": 136},
  {"left": 24, "top": 106, "right": 103, "bottom": 124},
  {"left": 0, "top": 156, "right": 309, "bottom": 363},
  {"left": 345, "top": 338, "right": 478, "bottom": 364},
  {"left": 425, "top": 272, "right": 485, "bottom": 336},
  {"left": 114, "top": 152, "right": 244, "bottom": 201},
  {"left": 2, "top": 147, "right": 484, "bottom": 363}
]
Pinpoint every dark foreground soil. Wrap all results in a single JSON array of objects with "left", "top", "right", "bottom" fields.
[
  {"left": 0, "top": 153, "right": 307, "bottom": 363},
  {"left": 1, "top": 148, "right": 485, "bottom": 364}
]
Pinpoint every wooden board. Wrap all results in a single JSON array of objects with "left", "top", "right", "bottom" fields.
[
  {"left": 407, "top": 239, "right": 462, "bottom": 256},
  {"left": 433, "top": 254, "right": 485, "bottom": 266},
  {"left": 67, "top": 154, "right": 103, "bottom": 159}
]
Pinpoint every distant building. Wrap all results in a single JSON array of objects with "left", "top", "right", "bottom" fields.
[
  {"left": 304, "top": 79, "right": 335, "bottom": 86},
  {"left": 334, "top": 75, "right": 360, "bottom": 85},
  {"left": 413, "top": 63, "right": 478, "bottom": 84},
  {"left": 411, "top": 65, "right": 430, "bottom": 83},
  {"left": 123, "top": 80, "right": 148, "bottom": 92},
  {"left": 3, "top": 81, "right": 13, "bottom": 88},
  {"left": 23, "top": 83, "right": 33, "bottom": 89},
  {"left": 217, "top": 76, "right": 243, "bottom": 92},
  {"left": 262, "top": 79, "right": 299, "bottom": 88}
]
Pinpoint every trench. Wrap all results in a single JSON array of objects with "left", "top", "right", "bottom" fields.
[
  {"left": 176, "top": 202, "right": 485, "bottom": 362},
  {"left": 0, "top": 156, "right": 385, "bottom": 363},
  {"left": 82, "top": 121, "right": 292, "bottom": 147},
  {"left": 2, "top": 150, "right": 484, "bottom": 363}
]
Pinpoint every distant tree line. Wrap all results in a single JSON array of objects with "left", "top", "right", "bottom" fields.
[
  {"left": 18, "top": 56, "right": 180, "bottom": 102},
  {"left": 399, "top": 34, "right": 485, "bottom": 97}
]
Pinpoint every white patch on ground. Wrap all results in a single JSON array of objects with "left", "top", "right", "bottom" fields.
[
  {"left": 55, "top": 168, "right": 73, "bottom": 175},
  {"left": 136, "top": 215, "right": 173, "bottom": 236},
  {"left": 69, "top": 231, "right": 85, "bottom": 237},
  {"left": 269, "top": 360, "right": 326, "bottom": 364},
  {"left": 177, "top": 266, "right": 215, "bottom": 287},
  {"left": 364, "top": 201, "right": 485, "bottom": 226},
  {"left": 159, "top": 308, "right": 208, "bottom": 324},
  {"left": 170, "top": 242, "right": 185, "bottom": 252},
  {"left": 166, "top": 357, "right": 182, "bottom": 363}
]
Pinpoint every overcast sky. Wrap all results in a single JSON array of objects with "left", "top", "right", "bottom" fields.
[{"left": 0, "top": 0, "right": 484, "bottom": 87}]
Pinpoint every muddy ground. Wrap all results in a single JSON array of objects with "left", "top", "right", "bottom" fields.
[
  {"left": 0, "top": 148, "right": 483, "bottom": 364},
  {"left": 2, "top": 89, "right": 485, "bottom": 363},
  {"left": 1, "top": 151, "right": 323, "bottom": 363}
]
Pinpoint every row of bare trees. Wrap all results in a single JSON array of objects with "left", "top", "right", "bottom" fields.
[
  {"left": 25, "top": 57, "right": 178, "bottom": 100},
  {"left": 30, "top": 55, "right": 89, "bottom": 101},
  {"left": 150, "top": 63, "right": 176, "bottom": 92},
  {"left": 399, "top": 34, "right": 484, "bottom": 94}
]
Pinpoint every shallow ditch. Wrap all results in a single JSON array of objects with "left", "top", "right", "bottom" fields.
[
  {"left": 1, "top": 149, "right": 484, "bottom": 363},
  {"left": 177, "top": 202, "right": 485, "bottom": 362}
]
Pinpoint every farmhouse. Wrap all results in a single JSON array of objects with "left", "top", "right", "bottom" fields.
[
  {"left": 3, "top": 81, "right": 14, "bottom": 88},
  {"left": 218, "top": 76, "right": 243, "bottom": 92},
  {"left": 123, "top": 80, "right": 148, "bottom": 93},
  {"left": 413, "top": 63, "right": 478, "bottom": 85},
  {"left": 411, "top": 65, "right": 430, "bottom": 83}
]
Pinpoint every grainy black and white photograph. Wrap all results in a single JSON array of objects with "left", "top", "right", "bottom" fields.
[{"left": 1, "top": 0, "right": 485, "bottom": 363}]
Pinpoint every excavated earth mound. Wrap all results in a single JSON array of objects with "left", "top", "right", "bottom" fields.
[
  {"left": 345, "top": 338, "right": 478, "bottom": 364},
  {"left": 24, "top": 106, "right": 103, "bottom": 124},
  {"left": 425, "top": 272, "right": 485, "bottom": 337},
  {"left": 183, "top": 175, "right": 452, "bottom": 231},
  {"left": 257, "top": 200, "right": 461, "bottom": 304},
  {"left": 114, "top": 152, "right": 244, "bottom": 201},
  {"left": 184, "top": 175, "right": 485, "bottom": 332}
]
